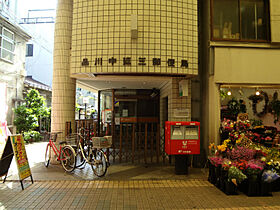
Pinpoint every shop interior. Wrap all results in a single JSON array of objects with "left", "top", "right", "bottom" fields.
[{"left": 220, "top": 85, "right": 280, "bottom": 146}]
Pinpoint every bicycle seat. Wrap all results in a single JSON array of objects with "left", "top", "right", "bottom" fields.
[{"left": 59, "top": 141, "right": 67, "bottom": 145}]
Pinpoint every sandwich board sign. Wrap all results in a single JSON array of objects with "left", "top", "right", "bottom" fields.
[{"left": 1, "top": 135, "right": 33, "bottom": 190}]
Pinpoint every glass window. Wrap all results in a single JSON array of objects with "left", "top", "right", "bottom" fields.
[
  {"left": 212, "top": 0, "right": 269, "bottom": 41},
  {"left": 26, "top": 44, "right": 33, "bottom": 57},
  {"left": 3, "top": 28, "right": 13, "bottom": 40},
  {"left": 2, "top": 49, "right": 13, "bottom": 62},
  {"left": 240, "top": 0, "right": 267, "bottom": 40},
  {"left": 213, "top": 0, "right": 239, "bottom": 39},
  {"left": 0, "top": 27, "right": 14, "bottom": 62},
  {"left": 3, "top": 39, "right": 13, "bottom": 51}
]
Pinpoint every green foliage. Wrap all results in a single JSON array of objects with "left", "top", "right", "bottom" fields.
[
  {"left": 13, "top": 105, "right": 38, "bottom": 133},
  {"left": 220, "top": 89, "right": 227, "bottom": 101},
  {"left": 250, "top": 119, "right": 263, "bottom": 127},
  {"left": 13, "top": 89, "right": 50, "bottom": 134},
  {"left": 23, "top": 131, "right": 42, "bottom": 143},
  {"left": 75, "top": 103, "right": 80, "bottom": 112},
  {"left": 25, "top": 89, "right": 46, "bottom": 117},
  {"left": 227, "top": 98, "right": 247, "bottom": 118},
  {"left": 228, "top": 166, "right": 247, "bottom": 184}
]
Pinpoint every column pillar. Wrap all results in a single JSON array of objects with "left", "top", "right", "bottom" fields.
[
  {"left": 208, "top": 78, "right": 221, "bottom": 145},
  {"left": 51, "top": 0, "right": 75, "bottom": 139}
]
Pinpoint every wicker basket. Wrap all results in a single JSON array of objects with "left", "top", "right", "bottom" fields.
[
  {"left": 92, "top": 136, "right": 112, "bottom": 148},
  {"left": 65, "top": 133, "right": 80, "bottom": 146}
]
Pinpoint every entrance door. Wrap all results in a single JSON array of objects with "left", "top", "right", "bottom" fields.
[{"left": 98, "top": 89, "right": 161, "bottom": 164}]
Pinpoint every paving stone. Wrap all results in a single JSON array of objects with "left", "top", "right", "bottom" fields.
[{"left": 3, "top": 180, "right": 280, "bottom": 209}]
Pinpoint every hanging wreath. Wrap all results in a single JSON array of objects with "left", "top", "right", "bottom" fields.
[{"left": 248, "top": 91, "right": 269, "bottom": 118}]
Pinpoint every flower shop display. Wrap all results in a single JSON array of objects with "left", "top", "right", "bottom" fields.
[
  {"left": 220, "top": 118, "right": 277, "bottom": 147},
  {"left": 209, "top": 120, "right": 280, "bottom": 196}
]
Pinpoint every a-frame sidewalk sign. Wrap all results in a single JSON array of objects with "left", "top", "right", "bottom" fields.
[{"left": 0, "top": 135, "right": 33, "bottom": 190}]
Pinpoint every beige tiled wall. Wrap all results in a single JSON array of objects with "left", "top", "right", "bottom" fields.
[
  {"left": 160, "top": 80, "right": 171, "bottom": 132},
  {"left": 159, "top": 77, "right": 191, "bottom": 136},
  {"left": 71, "top": 0, "right": 198, "bottom": 75},
  {"left": 51, "top": 0, "right": 76, "bottom": 137},
  {"left": 170, "top": 78, "right": 191, "bottom": 122}
]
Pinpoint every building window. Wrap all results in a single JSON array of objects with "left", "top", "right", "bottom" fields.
[
  {"left": 0, "top": 27, "right": 15, "bottom": 62},
  {"left": 211, "top": 0, "right": 269, "bottom": 41},
  {"left": 26, "top": 44, "right": 33, "bottom": 57}
]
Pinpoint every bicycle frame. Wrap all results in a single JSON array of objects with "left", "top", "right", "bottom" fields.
[
  {"left": 77, "top": 136, "right": 94, "bottom": 164},
  {"left": 48, "top": 139, "right": 65, "bottom": 161},
  {"left": 75, "top": 133, "right": 107, "bottom": 163}
]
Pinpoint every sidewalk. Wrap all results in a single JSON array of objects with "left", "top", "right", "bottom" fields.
[
  {"left": 1, "top": 142, "right": 280, "bottom": 209},
  {"left": 4, "top": 142, "right": 207, "bottom": 181},
  {"left": 1, "top": 180, "right": 280, "bottom": 209}
]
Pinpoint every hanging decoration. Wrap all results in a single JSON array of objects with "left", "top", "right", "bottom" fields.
[
  {"left": 269, "top": 91, "right": 280, "bottom": 124},
  {"left": 248, "top": 91, "right": 269, "bottom": 118}
]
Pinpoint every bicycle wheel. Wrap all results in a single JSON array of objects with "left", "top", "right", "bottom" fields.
[
  {"left": 44, "top": 143, "right": 51, "bottom": 167},
  {"left": 60, "top": 145, "right": 76, "bottom": 172},
  {"left": 72, "top": 145, "right": 86, "bottom": 168},
  {"left": 91, "top": 149, "right": 108, "bottom": 177}
]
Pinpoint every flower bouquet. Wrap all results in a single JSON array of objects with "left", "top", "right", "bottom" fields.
[
  {"left": 228, "top": 166, "right": 247, "bottom": 185},
  {"left": 245, "top": 160, "right": 264, "bottom": 180},
  {"left": 240, "top": 160, "right": 264, "bottom": 196},
  {"left": 227, "top": 146, "right": 255, "bottom": 161},
  {"left": 262, "top": 169, "right": 279, "bottom": 183},
  {"left": 263, "top": 169, "right": 280, "bottom": 192}
]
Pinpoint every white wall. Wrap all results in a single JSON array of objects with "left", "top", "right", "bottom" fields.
[
  {"left": 0, "top": 33, "right": 27, "bottom": 125},
  {"left": 17, "top": 0, "right": 57, "bottom": 87},
  {"left": 214, "top": 47, "right": 280, "bottom": 84}
]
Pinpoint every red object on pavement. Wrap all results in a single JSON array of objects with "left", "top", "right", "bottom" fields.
[{"left": 165, "top": 121, "right": 200, "bottom": 155}]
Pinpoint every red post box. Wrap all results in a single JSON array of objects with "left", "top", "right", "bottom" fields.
[{"left": 165, "top": 121, "right": 200, "bottom": 155}]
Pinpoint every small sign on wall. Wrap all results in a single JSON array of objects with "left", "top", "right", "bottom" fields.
[
  {"left": 179, "top": 80, "right": 189, "bottom": 97},
  {"left": 174, "top": 109, "right": 189, "bottom": 118}
]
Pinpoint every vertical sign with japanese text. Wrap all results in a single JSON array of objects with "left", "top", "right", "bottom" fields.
[{"left": 10, "top": 135, "right": 31, "bottom": 180}]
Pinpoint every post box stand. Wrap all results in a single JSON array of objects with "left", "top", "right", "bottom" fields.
[{"left": 175, "top": 155, "right": 188, "bottom": 174}]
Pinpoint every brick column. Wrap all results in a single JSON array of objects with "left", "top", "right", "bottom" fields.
[{"left": 51, "top": 0, "right": 76, "bottom": 139}]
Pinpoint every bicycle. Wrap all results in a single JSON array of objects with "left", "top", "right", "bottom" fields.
[
  {"left": 44, "top": 132, "right": 76, "bottom": 172},
  {"left": 66, "top": 128, "right": 110, "bottom": 177}
]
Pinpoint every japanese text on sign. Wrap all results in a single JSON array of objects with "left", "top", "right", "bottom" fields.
[
  {"left": 82, "top": 57, "right": 188, "bottom": 68},
  {"left": 10, "top": 135, "right": 31, "bottom": 181}
]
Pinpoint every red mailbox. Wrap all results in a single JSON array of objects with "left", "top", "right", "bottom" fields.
[{"left": 165, "top": 121, "right": 200, "bottom": 155}]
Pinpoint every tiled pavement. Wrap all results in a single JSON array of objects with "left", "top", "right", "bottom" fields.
[
  {"left": 2, "top": 142, "right": 280, "bottom": 209},
  {"left": 1, "top": 180, "right": 280, "bottom": 209}
]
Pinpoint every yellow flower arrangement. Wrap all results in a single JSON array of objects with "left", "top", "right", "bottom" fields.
[
  {"left": 223, "top": 139, "right": 230, "bottom": 145},
  {"left": 236, "top": 139, "right": 241, "bottom": 144},
  {"left": 254, "top": 125, "right": 264, "bottom": 129},
  {"left": 208, "top": 142, "right": 217, "bottom": 156},
  {"left": 217, "top": 144, "right": 226, "bottom": 152},
  {"left": 261, "top": 157, "right": 266, "bottom": 162}
]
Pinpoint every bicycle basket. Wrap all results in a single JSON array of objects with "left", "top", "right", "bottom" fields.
[
  {"left": 65, "top": 133, "right": 80, "bottom": 146},
  {"left": 92, "top": 136, "right": 112, "bottom": 148}
]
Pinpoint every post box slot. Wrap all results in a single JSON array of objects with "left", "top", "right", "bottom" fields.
[
  {"left": 171, "top": 125, "right": 185, "bottom": 140},
  {"left": 184, "top": 125, "right": 199, "bottom": 139}
]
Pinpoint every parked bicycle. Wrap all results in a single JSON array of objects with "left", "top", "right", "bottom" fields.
[
  {"left": 44, "top": 132, "right": 76, "bottom": 172},
  {"left": 66, "top": 128, "right": 110, "bottom": 177}
]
